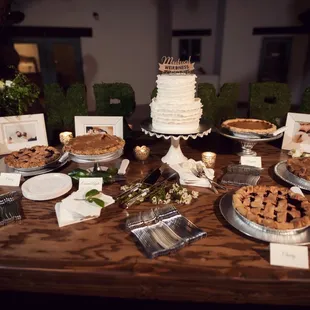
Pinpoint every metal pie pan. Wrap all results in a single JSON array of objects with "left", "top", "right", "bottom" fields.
[
  {"left": 70, "top": 149, "right": 123, "bottom": 163},
  {"left": 69, "top": 147, "right": 124, "bottom": 160},
  {"left": 219, "top": 193, "right": 310, "bottom": 245},
  {"left": 234, "top": 207, "right": 308, "bottom": 236},
  {"left": 274, "top": 161, "right": 310, "bottom": 191},
  {"left": 7, "top": 155, "right": 61, "bottom": 172}
]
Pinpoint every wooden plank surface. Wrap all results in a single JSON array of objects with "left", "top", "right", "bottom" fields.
[{"left": 0, "top": 133, "right": 309, "bottom": 306}]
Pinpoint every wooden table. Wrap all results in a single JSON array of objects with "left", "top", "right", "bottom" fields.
[{"left": 0, "top": 133, "right": 309, "bottom": 306}]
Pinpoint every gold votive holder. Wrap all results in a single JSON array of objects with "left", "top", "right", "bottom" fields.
[
  {"left": 134, "top": 145, "right": 150, "bottom": 161},
  {"left": 202, "top": 151, "right": 217, "bottom": 169},
  {"left": 59, "top": 131, "right": 73, "bottom": 145}
]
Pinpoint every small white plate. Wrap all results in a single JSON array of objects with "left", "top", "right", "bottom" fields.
[{"left": 22, "top": 173, "right": 72, "bottom": 201}]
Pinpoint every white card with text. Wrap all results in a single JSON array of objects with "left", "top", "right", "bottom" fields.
[
  {"left": 240, "top": 156, "right": 262, "bottom": 168},
  {"left": 270, "top": 243, "right": 309, "bottom": 269},
  {"left": 0, "top": 173, "right": 21, "bottom": 187},
  {"left": 78, "top": 177, "right": 103, "bottom": 191}
]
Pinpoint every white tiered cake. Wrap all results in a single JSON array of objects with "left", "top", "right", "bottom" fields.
[{"left": 150, "top": 71, "right": 203, "bottom": 134}]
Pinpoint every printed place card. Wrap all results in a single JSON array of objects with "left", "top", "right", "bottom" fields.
[
  {"left": 79, "top": 177, "right": 103, "bottom": 191},
  {"left": 270, "top": 243, "right": 309, "bottom": 269},
  {"left": 0, "top": 172, "right": 21, "bottom": 187},
  {"left": 240, "top": 156, "right": 262, "bottom": 168}
]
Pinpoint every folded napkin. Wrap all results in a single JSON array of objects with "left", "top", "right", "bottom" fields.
[
  {"left": 55, "top": 190, "right": 115, "bottom": 227},
  {"left": 170, "top": 159, "right": 214, "bottom": 187}
]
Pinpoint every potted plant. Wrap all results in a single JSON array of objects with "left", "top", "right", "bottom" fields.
[{"left": 0, "top": 69, "right": 40, "bottom": 116}]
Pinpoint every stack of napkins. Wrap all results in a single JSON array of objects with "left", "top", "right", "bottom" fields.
[
  {"left": 170, "top": 159, "right": 214, "bottom": 187},
  {"left": 55, "top": 177, "right": 115, "bottom": 227}
]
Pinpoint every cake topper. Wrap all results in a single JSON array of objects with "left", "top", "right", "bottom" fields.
[{"left": 158, "top": 56, "right": 194, "bottom": 73}]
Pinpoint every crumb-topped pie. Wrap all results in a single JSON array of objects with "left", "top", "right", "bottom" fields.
[
  {"left": 232, "top": 185, "right": 310, "bottom": 230},
  {"left": 63, "top": 133, "right": 125, "bottom": 155},
  {"left": 222, "top": 118, "right": 277, "bottom": 135},
  {"left": 5, "top": 145, "right": 60, "bottom": 169},
  {"left": 287, "top": 157, "right": 310, "bottom": 181}
]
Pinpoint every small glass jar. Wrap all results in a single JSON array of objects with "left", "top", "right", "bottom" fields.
[{"left": 202, "top": 151, "right": 217, "bottom": 169}]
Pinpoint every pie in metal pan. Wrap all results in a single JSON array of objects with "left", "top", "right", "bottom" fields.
[
  {"left": 4, "top": 145, "right": 61, "bottom": 171},
  {"left": 221, "top": 118, "right": 277, "bottom": 137},
  {"left": 232, "top": 185, "right": 310, "bottom": 234},
  {"left": 63, "top": 133, "right": 125, "bottom": 157}
]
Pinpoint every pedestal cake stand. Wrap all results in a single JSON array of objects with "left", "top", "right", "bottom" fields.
[
  {"left": 141, "top": 119, "right": 211, "bottom": 165},
  {"left": 217, "top": 128, "right": 283, "bottom": 156}
]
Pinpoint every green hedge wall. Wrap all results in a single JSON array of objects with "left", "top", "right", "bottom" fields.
[
  {"left": 249, "top": 82, "right": 291, "bottom": 125},
  {"left": 93, "top": 83, "right": 135, "bottom": 117},
  {"left": 299, "top": 86, "right": 310, "bottom": 113},
  {"left": 197, "top": 83, "right": 239, "bottom": 126},
  {"left": 44, "top": 83, "right": 87, "bottom": 142}
]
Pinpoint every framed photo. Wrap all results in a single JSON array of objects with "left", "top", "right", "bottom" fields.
[
  {"left": 74, "top": 116, "right": 123, "bottom": 138},
  {"left": 0, "top": 113, "right": 48, "bottom": 155},
  {"left": 282, "top": 112, "right": 310, "bottom": 152}
]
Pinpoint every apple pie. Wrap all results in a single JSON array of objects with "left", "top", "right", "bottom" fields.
[
  {"left": 4, "top": 145, "right": 60, "bottom": 169},
  {"left": 222, "top": 118, "right": 277, "bottom": 135},
  {"left": 233, "top": 185, "right": 310, "bottom": 230},
  {"left": 63, "top": 133, "right": 125, "bottom": 155},
  {"left": 287, "top": 157, "right": 310, "bottom": 181}
]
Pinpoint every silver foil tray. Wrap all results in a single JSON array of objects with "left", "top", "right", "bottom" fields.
[
  {"left": 70, "top": 148, "right": 123, "bottom": 160},
  {"left": 126, "top": 205, "right": 207, "bottom": 258},
  {"left": 274, "top": 161, "right": 310, "bottom": 191}
]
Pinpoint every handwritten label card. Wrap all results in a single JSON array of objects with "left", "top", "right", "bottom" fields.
[
  {"left": 270, "top": 243, "right": 309, "bottom": 269},
  {"left": 0, "top": 173, "right": 21, "bottom": 187},
  {"left": 78, "top": 178, "right": 103, "bottom": 191},
  {"left": 240, "top": 156, "right": 262, "bottom": 168}
]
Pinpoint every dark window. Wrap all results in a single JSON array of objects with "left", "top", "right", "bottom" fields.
[
  {"left": 179, "top": 38, "right": 201, "bottom": 62},
  {"left": 258, "top": 37, "right": 292, "bottom": 83}
]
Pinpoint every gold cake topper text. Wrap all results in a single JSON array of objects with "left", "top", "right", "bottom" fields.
[{"left": 159, "top": 56, "right": 194, "bottom": 73}]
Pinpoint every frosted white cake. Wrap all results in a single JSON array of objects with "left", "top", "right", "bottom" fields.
[{"left": 150, "top": 74, "right": 203, "bottom": 134}]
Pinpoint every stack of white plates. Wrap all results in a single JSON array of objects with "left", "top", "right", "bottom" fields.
[{"left": 21, "top": 173, "right": 72, "bottom": 201}]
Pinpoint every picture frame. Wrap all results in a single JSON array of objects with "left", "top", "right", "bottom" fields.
[
  {"left": 0, "top": 113, "right": 48, "bottom": 155},
  {"left": 282, "top": 112, "right": 310, "bottom": 153},
  {"left": 74, "top": 116, "right": 123, "bottom": 138}
]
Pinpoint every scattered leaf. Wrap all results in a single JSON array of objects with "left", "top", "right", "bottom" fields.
[
  {"left": 85, "top": 189, "right": 100, "bottom": 198},
  {"left": 91, "top": 197, "right": 105, "bottom": 208}
]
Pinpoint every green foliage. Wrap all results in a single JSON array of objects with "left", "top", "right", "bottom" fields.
[
  {"left": 299, "top": 86, "right": 310, "bottom": 114},
  {"left": 249, "top": 82, "right": 291, "bottom": 125},
  {"left": 93, "top": 83, "right": 135, "bottom": 117},
  {"left": 198, "top": 83, "right": 239, "bottom": 126},
  {"left": 151, "top": 87, "right": 157, "bottom": 99},
  {"left": 0, "top": 70, "right": 40, "bottom": 116},
  {"left": 44, "top": 83, "right": 87, "bottom": 132}
]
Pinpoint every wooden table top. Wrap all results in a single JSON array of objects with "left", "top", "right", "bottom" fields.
[{"left": 0, "top": 133, "right": 309, "bottom": 306}]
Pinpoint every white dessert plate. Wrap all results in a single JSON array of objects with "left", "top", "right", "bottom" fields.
[{"left": 21, "top": 173, "right": 72, "bottom": 201}]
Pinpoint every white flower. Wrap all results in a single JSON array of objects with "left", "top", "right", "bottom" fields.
[
  {"left": 184, "top": 196, "right": 192, "bottom": 204},
  {"left": 0, "top": 81, "right": 4, "bottom": 90},
  {"left": 191, "top": 190, "right": 199, "bottom": 198},
  {"left": 151, "top": 196, "right": 157, "bottom": 204},
  {"left": 181, "top": 192, "right": 188, "bottom": 200},
  {"left": 5, "top": 80, "right": 13, "bottom": 87},
  {"left": 165, "top": 193, "right": 171, "bottom": 199}
]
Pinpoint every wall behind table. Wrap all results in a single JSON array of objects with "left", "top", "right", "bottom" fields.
[
  {"left": 220, "top": 0, "right": 309, "bottom": 105},
  {"left": 19, "top": 0, "right": 158, "bottom": 118}
]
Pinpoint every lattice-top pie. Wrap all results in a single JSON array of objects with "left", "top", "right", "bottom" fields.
[
  {"left": 222, "top": 118, "right": 277, "bottom": 135},
  {"left": 63, "top": 133, "right": 125, "bottom": 155},
  {"left": 4, "top": 145, "right": 60, "bottom": 169},
  {"left": 287, "top": 157, "right": 310, "bottom": 181},
  {"left": 233, "top": 185, "right": 310, "bottom": 230}
]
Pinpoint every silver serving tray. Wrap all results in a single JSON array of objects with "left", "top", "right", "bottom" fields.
[
  {"left": 274, "top": 160, "right": 310, "bottom": 191},
  {"left": 219, "top": 193, "right": 310, "bottom": 244},
  {"left": 70, "top": 148, "right": 123, "bottom": 163}
]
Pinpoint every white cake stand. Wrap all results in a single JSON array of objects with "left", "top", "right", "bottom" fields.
[{"left": 141, "top": 119, "right": 211, "bottom": 165}]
